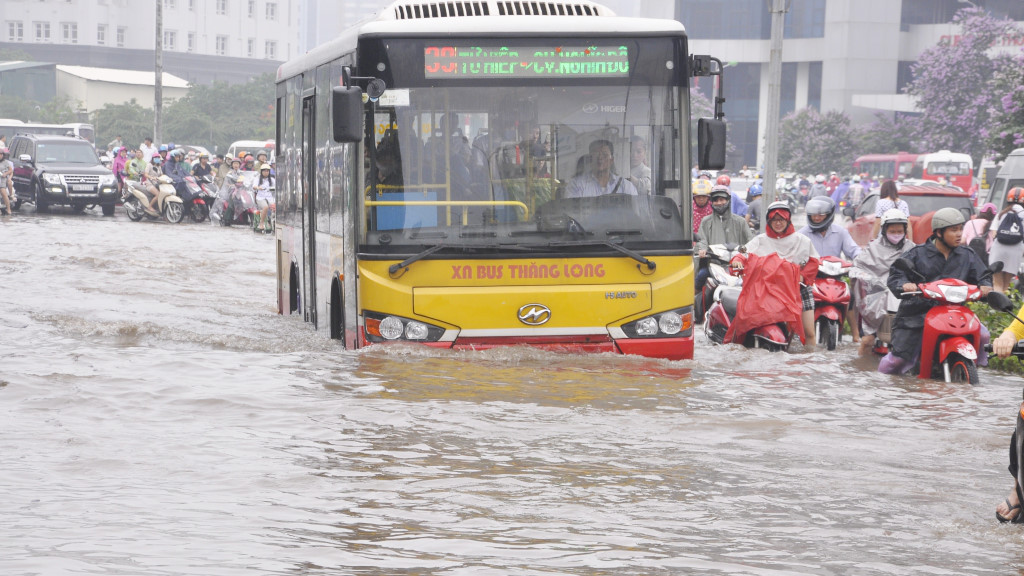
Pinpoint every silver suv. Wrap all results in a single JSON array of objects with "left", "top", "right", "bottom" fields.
[{"left": 10, "top": 134, "right": 118, "bottom": 216}]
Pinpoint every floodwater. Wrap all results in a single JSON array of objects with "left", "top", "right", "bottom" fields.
[{"left": 2, "top": 206, "right": 1024, "bottom": 576}]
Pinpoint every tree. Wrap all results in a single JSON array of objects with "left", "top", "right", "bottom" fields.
[
  {"left": 856, "top": 112, "right": 917, "bottom": 155},
  {"left": 905, "top": 7, "right": 1018, "bottom": 165},
  {"left": 986, "top": 49, "right": 1024, "bottom": 162},
  {"left": 92, "top": 100, "right": 157, "bottom": 151},
  {"left": 163, "top": 73, "right": 275, "bottom": 154},
  {"left": 778, "top": 107, "right": 856, "bottom": 175}
]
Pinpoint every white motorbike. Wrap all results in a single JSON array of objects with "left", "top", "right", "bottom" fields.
[{"left": 122, "top": 175, "right": 184, "bottom": 224}]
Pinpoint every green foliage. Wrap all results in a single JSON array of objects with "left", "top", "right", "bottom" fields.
[
  {"left": 92, "top": 99, "right": 156, "bottom": 150},
  {"left": 969, "top": 286, "right": 1024, "bottom": 375},
  {"left": 0, "top": 48, "right": 33, "bottom": 61},
  {"left": 0, "top": 94, "right": 79, "bottom": 123},
  {"left": 161, "top": 73, "right": 275, "bottom": 154},
  {"left": 87, "top": 73, "right": 275, "bottom": 154},
  {"left": 778, "top": 107, "right": 856, "bottom": 175}
]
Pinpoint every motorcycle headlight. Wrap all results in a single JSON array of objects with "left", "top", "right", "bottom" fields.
[{"left": 42, "top": 173, "right": 63, "bottom": 185}]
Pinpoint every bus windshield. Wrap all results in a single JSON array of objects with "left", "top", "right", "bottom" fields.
[{"left": 360, "top": 38, "right": 685, "bottom": 253}]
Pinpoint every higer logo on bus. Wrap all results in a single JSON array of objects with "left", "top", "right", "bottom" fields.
[{"left": 518, "top": 304, "right": 552, "bottom": 326}]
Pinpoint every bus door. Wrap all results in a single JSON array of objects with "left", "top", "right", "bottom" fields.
[{"left": 302, "top": 94, "right": 318, "bottom": 327}]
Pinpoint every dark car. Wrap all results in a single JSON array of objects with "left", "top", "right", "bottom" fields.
[
  {"left": 9, "top": 134, "right": 118, "bottom": 216},
  {"left": 847, "top": 184, "right": 975, "bottom": 246}
]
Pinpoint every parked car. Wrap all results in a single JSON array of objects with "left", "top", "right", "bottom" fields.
[
  {"left": 9, "top": 133, "right": 118, "bottom": 216},
  {"left": 179, "top": 144, "right": 213, "bottom": 158},
  {"left": 847, "top": 184, "right": 975, "bottom": 246}
]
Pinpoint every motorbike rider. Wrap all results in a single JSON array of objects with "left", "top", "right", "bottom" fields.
[
  {"left": 850, "top": 209, "right": 915, "bottom": 356},
  {"left": 808, "top": 174, "right": 828, "bottom": 200},
  {"left": 715, "top": 174, "right": 747, "bottom": 216},
  {"left": 191, "top": 153, "right": 213, "bottom": 180},
  {"left": 141, "top": 155, "right": 165, "bottom": 216},
  {"left": 0, "top": 146, "right": 12, "bottom": 215},
  {"left": 732, "top": 201, "right": 820, "bottom": 347},
  {"left": 696, "top": 184, "right": 754, "bottom": 295},
  {"left": 879, "top": 207, "right": 993, "bottom": 375},
  {"left": 126, "top": 149, "right": 147, "bottom": 182},
  {"left": 744, "top": 183, "right": 764, "bottom": 232},
  {"left": 692, "top": 178, "right": 714, "bottom": 236},
  {"left": 254, "top": 163, "right": 276, "bottom": 233}
]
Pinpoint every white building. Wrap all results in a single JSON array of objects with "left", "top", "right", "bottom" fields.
[{"left": 1, "top": 0, "right": 304, "bottom": 84}]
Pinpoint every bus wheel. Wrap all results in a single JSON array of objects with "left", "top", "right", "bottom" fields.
[{"left": 330, "top": 277, "right": 346, "bottom": 347}]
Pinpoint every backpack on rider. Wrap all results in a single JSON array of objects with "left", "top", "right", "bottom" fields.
[{"left": 995, "top": 188, "right": 1024, "bottom": 245}]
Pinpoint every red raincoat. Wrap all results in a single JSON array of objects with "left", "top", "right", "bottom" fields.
[{"left": 723, "top": 252, "right": 805, "bottom": 345}]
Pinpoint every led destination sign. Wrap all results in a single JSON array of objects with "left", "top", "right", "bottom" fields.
[{"left": 424, "top": 45, "right": 630, "bottom": 79}]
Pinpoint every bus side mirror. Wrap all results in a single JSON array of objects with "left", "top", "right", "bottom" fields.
[
  {"left": 332, "top": 86, "right": 363, "bottom": 143},
  {"left": 697, "top": 118, "right": 726, "bottom": 170}
]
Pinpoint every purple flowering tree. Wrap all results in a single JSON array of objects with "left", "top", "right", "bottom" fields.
[
  {"left": 856, "top": 112, "right": 917, "bottom": 155},
  {"left": 778, "top": 107, "right": 856, "bottom": 175},
  {"left": 905, "top": 7, "right": 1018, "bottom": 164},
  {"left": 986, "top": 49, "right": 1024, "bottom": 162}
]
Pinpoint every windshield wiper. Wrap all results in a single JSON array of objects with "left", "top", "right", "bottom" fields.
[
  {"left": 547, "top": 239, "right": 656, "bottom": 271},
  {"left": 389, "top": 244, "right": 447, "bottom": 275}
]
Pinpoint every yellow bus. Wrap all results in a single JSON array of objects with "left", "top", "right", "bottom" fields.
[{"left": 273, "top": 0, "right": 726, "bottom": 360}]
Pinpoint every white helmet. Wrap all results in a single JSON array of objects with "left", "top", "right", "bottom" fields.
[
  {"left": 879, "top": 208, "right": 908, "bottom": 233},
  {"left": 815, "top": 174, "right": 826, "bottom": 183}
]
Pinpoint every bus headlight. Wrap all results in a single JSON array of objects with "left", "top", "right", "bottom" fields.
[
  {"left": 378, "top": 316, "right": 404, "bottom": 340},
  {"left": 635, "top": 317, "right": 659, "bottom": 336},
  {"left": 620, "top": 308, "right": 693, "bottom": 339},
  {"left": 658, "top": 312, "right": 683, "bottom": 335},
  {"left": 364, "top": 311, "right": 446, "bottom": 343},
  {"left": 405, "top": 321, "right": 430, "bottom": 340}
]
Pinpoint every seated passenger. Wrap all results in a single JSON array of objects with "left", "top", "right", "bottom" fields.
[
  {"left": 850, "top": 209, "right": 914, "bottom": 356},
  {"left": 564, "top": 139, "right": 637, "bottom": 198}
]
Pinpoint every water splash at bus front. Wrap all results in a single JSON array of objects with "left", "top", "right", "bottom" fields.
[{"left": 1, "top": 209, "right": 1023, "bottom": 575}]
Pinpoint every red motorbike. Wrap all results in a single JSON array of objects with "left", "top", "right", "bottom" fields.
[
  {"left": 893, "top": 259, "right": 996, "bottom": 384},
  {"left": 812, "top": 256, "right": 852, "bottom": 350},
  {"left": 704, "top": 252, "right": 798, "bottom": 352}
]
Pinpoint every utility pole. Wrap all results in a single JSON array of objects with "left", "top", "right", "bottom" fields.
[
  {"left": 155, "top": 0, "right": 163, "bottom": 144},
  {"left": 761, "top": 0, "right": 789, "bottom": 226}
]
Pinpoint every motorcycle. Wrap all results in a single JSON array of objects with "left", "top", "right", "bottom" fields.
[
  {"left": 813, "top": 256, "right": 852, "bottom": 350},
  {"left": 122, "top": 176, "right": 184, "bottom": 224},
  {"left": 892, "top": 258, "right": 1003, "bottom": 384},
  {"left": 696, "top": 243, "right": 742, "bottom": 324},
  {"left": 182, "top": 175, "right": 218, "bottom": 223},
  {"left": 704, "top": 252, "right": 795, "bottom": 351},
  {"left": 212, "top": 177, "right": 257, "bottom": 227}
]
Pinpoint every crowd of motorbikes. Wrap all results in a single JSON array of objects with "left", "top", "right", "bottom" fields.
[
  {"left": 118, "top": 170, "right": 271, "bottom": 233},
  {"left": 698, "top": 240, "right": 1019, "bottom": 386}
]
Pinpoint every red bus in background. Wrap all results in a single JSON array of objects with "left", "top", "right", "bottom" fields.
[
  {"left": 853, "top": 150, "right": 973, "bottom": 192},
  {"left": 852, "top": 152, "right": 919, "bottom": 182}
]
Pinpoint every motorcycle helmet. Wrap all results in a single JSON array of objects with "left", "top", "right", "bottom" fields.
[
  {"left": 716, "top": 174, "right": 731, "bottom": 187},
  {"left": 931, "top": 207, "right": 966, "bottom": 232},
  {"left": 979, "top": 202, "right": 998, "bottom": 217},
  {"left": 748, "top": 183, "right": 763, "bottom": 198},
  {"left": 766, "top": 200, "right": 791, "bottom": 222},
  {"left": 815, "top": 174, "right": 826, "bottom": 183},
  {"left": 260, "top": 163, "right": 272, "bottom": 171},
  {"left": 699, "top": 170, "right": 712, "bottom": 180},
  {"left": 709, "top": 184, "right": 731, "bottom": 215},
  {"left": 167, "top": 143, "right": 176, "bottom": 150},
  {"left": 158, "top": 144, "right": 168, "bottom": 152},
  {"left": 1007, "top": 187, "right": 1024, "bottom": 205},
  {"left": 805, "top": 196, "right": 836, "bottom": 231},
  {"left": 236, "top": 176, "right": 246, "bottom": 184},
  {"left": 693, "top": 179, "right": 712, "bottom": 197},
  {"left": 880, "top": 208, "right": 908, "bottom": 234},
  {"left": 852, "top": 174, "right": 861, "bottom": 183}
]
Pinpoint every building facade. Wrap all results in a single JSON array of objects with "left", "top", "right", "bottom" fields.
[
  {"left": 666, "top": 0, "right": 1024, "bottom": 170},
  {"left": 0, "top": 0, "right": 304, "bottom": 86}
]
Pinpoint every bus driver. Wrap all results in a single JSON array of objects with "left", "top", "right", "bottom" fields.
[{"left": 564, "top": 139, "right": 637, "bottom": 198}]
